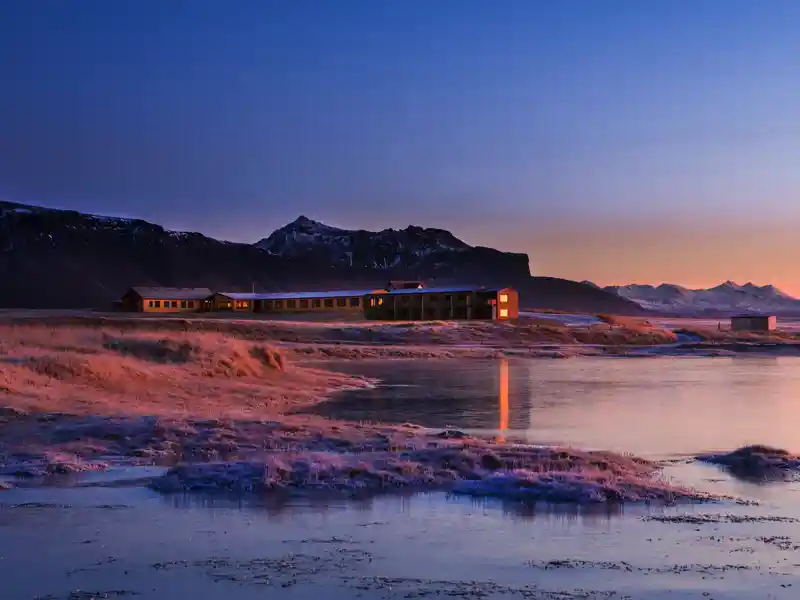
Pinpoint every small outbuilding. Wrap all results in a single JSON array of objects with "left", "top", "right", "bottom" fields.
[{"left": 730, "top": 314, "right": 777, "bottom": 332}]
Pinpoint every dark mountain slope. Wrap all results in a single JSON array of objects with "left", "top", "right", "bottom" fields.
[{"left": 0, "top": 201, "right": 643, "bottom": 314}]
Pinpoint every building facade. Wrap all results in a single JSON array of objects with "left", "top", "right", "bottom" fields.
[
  {"left": 212, "top": 290, "right": 380, "bottom": 314},
  {"left": 363, "top": 286, "right": 519, "bottom": 321},
  {"left": 119, "top": 284, "right": 519, "bottom": 321},
  {"left": 730, "top": 314, "right": 777, "bottom": 332},
  {"left": 120, "top": 287, "right": 213, "bottom": 313}
]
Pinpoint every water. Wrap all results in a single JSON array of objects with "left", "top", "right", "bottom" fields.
[
  {"left": 315, "top": 356, "right": 800, "bottom": 458},
  {"left": 5, "top": 356, "right": 800, "bottom": 599}
]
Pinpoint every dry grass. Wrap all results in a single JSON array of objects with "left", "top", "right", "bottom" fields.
[
  {"left": 0, "top": 325, "right": 370, "bottom": 419},
  {"left": 0, "top": 315, "right": 685, "bottom": 350},
  {"left": 0, "top": 320, "right": 729, "bottom": 503}
]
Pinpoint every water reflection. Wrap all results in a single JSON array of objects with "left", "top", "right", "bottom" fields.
[
  {"left": 320, "top": 357, "right": 800, "bottom": 459},
  {"left": 153, "top": 488, "right": 634, "bottom": 523},
  {"left": 497, "top": 358, "right": 508, "bottom": 442},
  {"left": 310, "top": 358, "right": 532, "bottom": 433}
]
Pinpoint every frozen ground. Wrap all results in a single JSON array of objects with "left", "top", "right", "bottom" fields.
[{"left": 0, "top": 323, "right": 731, "bottom": 504}]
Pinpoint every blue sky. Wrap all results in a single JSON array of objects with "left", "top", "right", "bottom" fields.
[{"left": 2, "top": 0, "right": 800, "bottom": 288}]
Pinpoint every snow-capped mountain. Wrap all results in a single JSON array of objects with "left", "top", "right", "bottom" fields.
[
  {"left": 256, "top": 216, "right": 474, "bottom": 269},
  {"left": 604, "top": 281, "right": 800, "bottom": 315}
]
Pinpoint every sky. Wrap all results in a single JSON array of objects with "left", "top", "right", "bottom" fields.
[{"left": 2, "top": 0, "right": 800, "bottom": 292}]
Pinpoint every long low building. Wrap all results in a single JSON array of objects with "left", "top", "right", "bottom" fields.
[
  {"left": 363, "top": 286, "right": 519, "bottom": 321},
  {"left": 211, "top": 289, "right": 380, "bottom": 313},
  {"left": 118, "top": 284, "right": 518, "bottom": 320},
  {"left": 120, "top": 287, "right": 214, "bottom": 313}
]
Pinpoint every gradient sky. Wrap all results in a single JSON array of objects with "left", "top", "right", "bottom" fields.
[{"left": 3, "top": 1, "right": 800, "bottom": 292}]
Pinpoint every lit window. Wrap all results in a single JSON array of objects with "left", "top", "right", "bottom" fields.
[
  {"left": 499, "top": 308, "right": 509, "bottom": 318},
  {"left": 499, "top": 294, "right": 508, "bottom": 303}
]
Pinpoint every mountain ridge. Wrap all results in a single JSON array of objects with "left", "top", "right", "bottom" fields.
[
  {"left": 603, "top": 281, "right": 800, "bottom": 315},
  {"left": 0, "top": 200, "right": 644, "bottom": 314}
]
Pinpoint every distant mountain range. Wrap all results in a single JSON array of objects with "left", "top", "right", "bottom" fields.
[
  {"left": 601, "top": 281, "right": 800, "bottom": 316},
  {"left": 0, "top": 200, "right": 644, "bottom": 314}
]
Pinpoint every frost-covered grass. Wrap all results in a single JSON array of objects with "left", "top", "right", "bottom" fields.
[
  {"left": 0, "top": 450, "right": 109, "bottom": 478},
  {"left": 149, "top": 439, "right": 715, "bottom": 504}
]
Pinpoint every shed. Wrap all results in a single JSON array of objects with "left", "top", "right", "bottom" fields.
[{"left": 730, "top": 314, "right": 777, "bottom": 332}]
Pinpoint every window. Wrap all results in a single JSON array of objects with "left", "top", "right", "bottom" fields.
[
  {"left": 263, "top": 300, "right": 273, "bottom": 310},
  {"left": 235, "top": 300, "right": 249, "bottom": 309},
  {"left": 299, "top": 299, "right": 309, "bottom": 309},
  {"left": 349, "top": 297, "right": 360, "bottom": 307},
  {"left": 188, "top": 301, "right": 194, "bottom": 309},
  {"left": 148, "top": 301, "right": 154, "bottom": 308},
  {"left": 500, "top": 308, "right": 509, "bottom": 318},
  {"left": 377, "top": 297, "right": 384, "bottom": 305},
  {"left": 499, "top": 294, "right": 509, "bottom": 303},
  {"left": 274, "top": 300, "right": 283, "bottom": 309},
  {"left": 172, "top": 301, "right": 178, "bottom": 308},
  {"left": 287, "top": 299, "right": 296, "bottom": 309},
  {"left": 324, "top": 298, "right": 334, "bottom": 308},
  {"left": 154, "top": 301, "right": 161, "bottom": 308},
  {"left": 336, "top": 298, "right": 347, "bottom": 307},
  {"left": 180, "top": 301, "right": 187, "bottom": 309},
  {"left": 312, "top": 299, "right": 321, "bottom": 308}
]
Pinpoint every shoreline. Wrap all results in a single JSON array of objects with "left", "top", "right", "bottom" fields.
[{"left": 0, "top": 318, "right": 787, "bottom": 504}]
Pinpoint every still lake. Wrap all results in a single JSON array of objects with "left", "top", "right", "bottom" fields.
[
  {"left": 314, "top": 356, "right": 800, "bottom": 458},
  {"left": 4, "top": 356, "right": 800, "bottom": 600}
]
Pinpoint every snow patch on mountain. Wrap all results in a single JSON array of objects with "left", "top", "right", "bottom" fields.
[
  {"left": 605, "top": 281, "right": 800, "bottom": 315},
  {"left": 255, "top": 215, "right": 472, "bottom": 270}
]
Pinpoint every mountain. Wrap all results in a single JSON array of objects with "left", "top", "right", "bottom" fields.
[
  {"left": 604, "top": 281, "right": 800, "bottom": 315},
  {"left": 0, "top": 200, "right": 643, "bottom": 314},
  {"left": 255, "top": 215, "right": 528, "bottom": 279}
]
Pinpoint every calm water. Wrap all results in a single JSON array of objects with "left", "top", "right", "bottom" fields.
[
  {"left": 316, "top": 356, "right": 800, "bottom": 458},
  {"left": 5, "top": 356, "right": 800, "bottom": 599}
]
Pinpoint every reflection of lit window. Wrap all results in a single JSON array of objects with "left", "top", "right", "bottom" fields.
[
  {"left": 500, "top": 308, "right": 509, "bottom": 318},
  {"left": 499, "top": 294, "right": 508, "bottom": 303}
]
